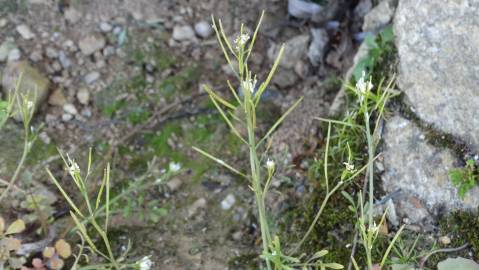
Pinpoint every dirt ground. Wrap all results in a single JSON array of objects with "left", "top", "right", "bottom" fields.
[{"left": 0, "top": 0, "right": 367, "bottom": 269}]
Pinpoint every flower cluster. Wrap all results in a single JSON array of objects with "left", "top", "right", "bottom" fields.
[
  {"left": 234, "top": 33, "right": 250, "bottom": 51},
  {"left": 356, "top": 71, "right": 373, "bottom": 101},
  {"left": 138, "top": 256, "right": 153, "bottom": 270},
  {"left": 242, "top": 77, "right": 257, "bottom": 94}
]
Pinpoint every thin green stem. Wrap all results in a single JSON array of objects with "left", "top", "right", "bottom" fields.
[{"left": 246, "top": 101, "right": 272, "bottom": 270}]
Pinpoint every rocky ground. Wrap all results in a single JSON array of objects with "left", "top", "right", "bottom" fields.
[{"left": 1, "top": 0, "right": 479, "bottom": 269}]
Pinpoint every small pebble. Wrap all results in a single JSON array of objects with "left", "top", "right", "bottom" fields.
[
  {"left": 99, "top": 21, "right": 113, "bottom": 32},
  {"left": 439, "top": 235, "right": 451, "bottom": 245},
  {"left": 172, "top": 25, "right": 196, "bottom": 41},
  {"left": 16, "top": 24, "right": 35, "bottom": 40},
  {"left": 0, "top": 18, "right": 7, "bottom": 28},
  {"left": 194, "top": 21, "right": 213, "bottom": 38},
  {"left": 62, "top": 113, "right": 73, "bottom": 122},
  {"left": 166, "top": 178, "right": 182, "bottom": 192},
  {"left": 76, "top": 88, "right": 90, "bottom": 105},
  {"left": 7, "top": 49, "right": 21, "bottom": 61},
  {"left": 221, "top": 194, "right": 236, "bottom": 210},
  {"left": 63, "top": 103, "right": 78, "bottom": 115},
  {"left": 188, "top": 198, "right": 207, "bottom": 217},
  {"left": 45, "top": 47, "right": 58, "bottom": 59},
  {"left": 84, "top": 71, "right": 100, "bottom": 85}
]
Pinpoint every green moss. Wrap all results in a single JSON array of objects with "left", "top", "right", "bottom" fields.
[
  {"left": 432, "top": 210, "right": 479, "bottom": 267},
  {"left": 158, "top": 65, "right": 200, "bottom": 99}
]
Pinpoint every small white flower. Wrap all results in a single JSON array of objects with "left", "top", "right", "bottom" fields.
[
  {"left": 343, "top": 162, "right": 355, "bottom": 172},
  {"left": 242, "top": 78, "right": 257, "bottom": 94},
  {"left": 356, "top": 71, "right": 373, "bottom": 98},
  {"left": 138, "top": 256, "right": 153, "bottom": 270},
  {"left": 368, "top": 221, "right": 379, "bottom": 234},
  {"left": 27, "top": 101, "right": 34, "bottom": 110},
  {"left": 235, "top": 33, "right": 250, "bottom": 50},
  {"left": 66, "top": 154, "right": 80, "bottom": 175},
  {"left": 169, "top": 162, "right": 181, "bottom": 172},
  {"left": 266, "top": 159, "right": 275, "bottom": 170}
]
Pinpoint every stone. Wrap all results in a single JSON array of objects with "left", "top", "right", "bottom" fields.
[
  {"left": 29, "top": 50, "right": 43, "bottom": 62},
  {"left": 99, "top": 21, "right": 113, "bottom": 32},
  {"left": 220, "top": 194, "right": 236, "bottom": 210},
  {"left": 48, "top": 89, "right": 67, "bottom": 106},
  {"left": 58, "top": 51, "right": 71, "bottom": 69},
  {"left": 268, "top": 35, "right": 309, "bottom": 69},
  {"left": 308, "top": 28, "right": 329, "bottom": 66},
  {"left": 64, "top": 8, "right": 82, "bottom": 24},
  {"left": 45, "top": 47, "right": 58, "bottom": 59},
  {"left": 78, "top": 34, "right": 106, "bottom": 55},
  {"left": 84, "top": 72, "right": 100, "bottom": 85},
  {"left": 394, "top": 0, "right": 479, "bottom": 150},
  {"left": 188, "top": 198, "right": 207, "bottom": 217},
  {"left": 63, "top": 103, "right": 78, "bottom": 115},
  {"left": 1, "top": 61, "right": 50, "bottom": 119},
  {"left": 172, "top": 25, "right": 196, "bottom": 41},
  {"left": 381, "top": 116, "right": 479, "bottom": 223},
  {"left": 0, "top": 41, "right": 17, "bottom": 62},
  {"left": 76, "top": 88, "right": 90, "bottom": 105},
  {"left": 272, "top": 68, "right": 299, "bottom": 88},
  {"left": 288, "top": 0, "right": 322, "bottom": 20},
  {"left": 166, "top": 178, "right": 182, "bottom": 192},
  {"left": 363, "top": 0, "right": 396, "bottom": 32},
  {"left": 194, "top": 21, "right": 213, "bottom": 38},
  {"left": 7, "top": 49, "right": 21, "bottom": 62},
  {"left": 439, "top": 235, "right": 451, "bottom": 246},
  {"left": 62, "top": 113, "right": 73, "bottom": 122},
  {"left": 16, "top": 24, "right": 35, "bottom": 40},
  {"left": 0, "top": 19, "right": 7, "bottom": 28}
]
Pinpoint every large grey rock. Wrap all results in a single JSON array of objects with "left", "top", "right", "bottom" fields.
[
  {"left": 1, "top": 61, "right": 50, "bottom": 119},
  {"left": 381, "top": 116, "right": 479, "bottom": 223},
  {"left": 268, "top": 35, "right": 309, "bottom": 69},
  {"left": 394, "top": 0, "right": 479, "bottom": 150},
  {"left": 308, "top": 28, "right": 329, "bottom": 66},
  {"left": 363, "top": 0, "right": 397, "bottom": 32}
]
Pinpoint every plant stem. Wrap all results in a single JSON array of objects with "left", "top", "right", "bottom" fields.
[
  {"left": 364, "top": 106, "right": 375, "bottom": 270},
  {"left": 246, "top": 103, "right": 272, "bottom": 270}
]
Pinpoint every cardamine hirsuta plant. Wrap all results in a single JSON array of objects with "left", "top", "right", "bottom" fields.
[{"left": 194, "top": 12, "right": 344, "bottom": 270}]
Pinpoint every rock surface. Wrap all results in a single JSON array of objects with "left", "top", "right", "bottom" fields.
[
  {"left": 381, "top": 116, "right": 479, "bottom": 223},
  {"left": 363, "top": 0, "right": 397, "bottom": 32},
  {"left": 1, "top": 61, "right": 50, "bottom": 118},
  {"left": 268, "top": 34, "right": 309, "bottom": 69},
  {"left": 394, "top": 0, "right": 479, "bottom": 150},
  {"left": 308, "top": 28, "right": 329, "bottom": 66}
]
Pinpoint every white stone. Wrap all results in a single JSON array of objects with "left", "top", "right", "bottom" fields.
[
  {"left": 64, "top": 8, "right": 82, "bottom": 24},
  {"left": 84, "top": 71, "right": 100, "bottom": 85},
  {"left": 63, "top": 103, "right": 78, "bottom": 115},
  {"left": 0, "top": 41, "right": 17, "bottom": 62},
  {"left": 221, "top": 194, "right": 236, "bottom": 210},
  {"left": 99, "top": 21, "right": 113, "bottom": 32},
  {"left": 78, "top": 34, "right": 106, "bottom": 55},
  {"left": 172, "top": 25, "right": 196, "bottom": 41},
  {"left": 194, "top": 21, "right": 213, "bottom": 38},
  {"left": 16, "top": 24, "right": 35, "bottom": 40},
  {"left": 7, "top": 49, "right": 21, "bottom": 62},
  {"left": 76, "top": 88, "right": 90, "bottom": 105}
]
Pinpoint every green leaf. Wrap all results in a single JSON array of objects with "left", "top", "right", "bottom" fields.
[
  {"left": 379, "top": 25, "right": 394, "bottom": 43},
  {"left": 325, "top": 263, "right": 344, "bottom": 269},
  {"left": 5, "top": 219, "right": 25, "bottom": 235}
]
